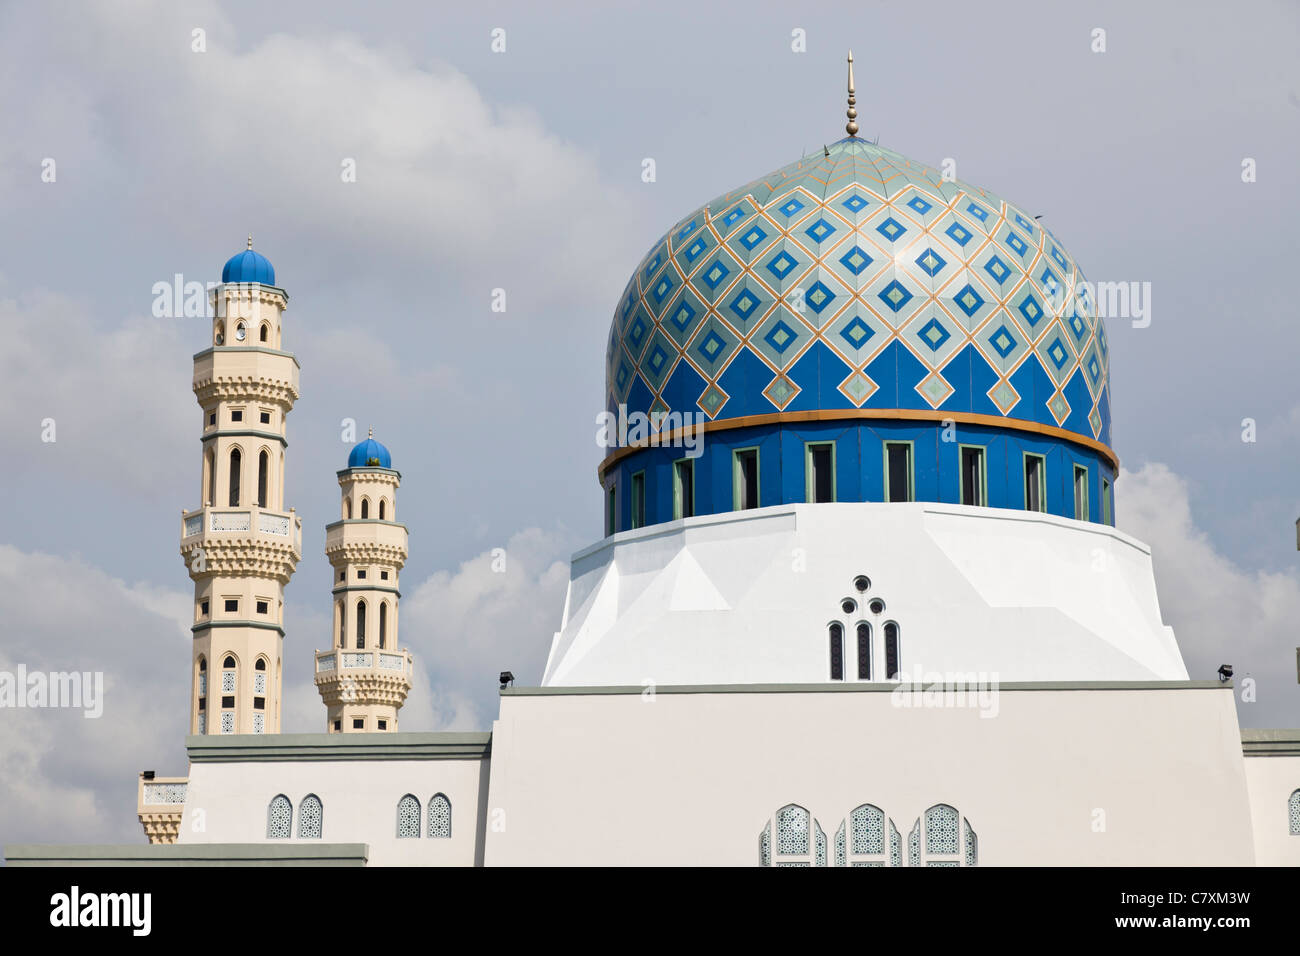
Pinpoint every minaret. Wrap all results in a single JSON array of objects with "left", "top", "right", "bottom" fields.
[
  {"left": 179, "top": 239, "right": 302, "bottom": 735},
  {"left": 314, "top": 430, "right": 413, "bottom": 732}
]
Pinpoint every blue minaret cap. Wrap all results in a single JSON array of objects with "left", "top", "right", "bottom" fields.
[
  {"left": 348, "top": 428, "right": 392, "bottom": 469},
  {"left": 222, "top": 235, "right": 276, "bottom": 285}
]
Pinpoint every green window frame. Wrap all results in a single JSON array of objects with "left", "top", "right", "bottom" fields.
[
  {"left": 1102, "top": 476, "right": 1112, "bottom": 526},
  {"left": 883, "top": 441, "right": 915, "bottom": 503},
  {"left": 673, "top": 457, "right": 696, "bottom": 520},
  {"left": 805, "top": 442, "right": 836, "bottom": 503},
  {"left": 959, "top": 444, "right": 987, "bottom": 507},
  {"left": 1023, "top": 453, "right": 1047, "bottom": 513},
  {"left": 1073, "top": 464, "right": 1090, "bottom": 521},
  {"left": 630, "top": 471, "right": 646, "bottom": 530},
  {"left": 733, "top": 447, "right": 760, "bottom": 511}
]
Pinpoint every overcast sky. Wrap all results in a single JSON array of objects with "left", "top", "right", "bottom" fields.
[{"left": 1, "top": 0, "right": 1298, "bottom": 846}]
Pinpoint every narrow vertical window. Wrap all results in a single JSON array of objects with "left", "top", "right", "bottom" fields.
[
  {"left": 228, "top": 447, "right": 241, "bottom": 506},
  {"left": 631, "top": 471, "right": 646, "bottom": 529},
  {"left": 734, "top": 448, "right": 759, "bottom": 510},
  {"left": 1073, "top": 464, "right": 1089, "bottom": 520},
  {"left": 257, "top": 450, "right": 269, "bottom": 508},
  {"left": 1288, "top": 789, "right": 1300, "bottom": 835},
  {"left": 266, "top": 795, "right": 292, "bottom": 839},
  {"left": 379, "top": 499, "right": 386, "bottom": 520},
  {"left": 960, "top": 446, "right": 985, "bottom": 506},
  {"left": 1024, "top": 454, "right": 1046, "bottom": 513},
  {"left": 297, "top": 795, "right": 323, "bottom": 839},
  {"left": 674, "top": 459, "right": 695, "bottom": 519},
  {"left": 428, "top": 793, "right": 452, "bottom": 839},
  {"left": 203, "top": 447, "right": 215, "bottom": 507},
  {"left": 884, "top": 622, "right": 900, "bottom": 679},
  {"left": 379, "top": 602, "right": 387, "bottom": 649},
  {"left": 259, "top": 323, "right": 269, "bottom": 343},
  {"left": 345, "top": 498, "right": 352, "bottom": 519},
  {"left": 856, "top": 622, "right": 871, "bottom": 679},
  {"left": 806, "top": 443, "right": 834, "bottom": 503},
  {"left": 361, "top": 498, "right": 369, "bottom": 519},
  {"left": 356, "top": 600, "right": 366, "bottom": 649},
  {"left": 829, "top": 622, "right": 844, "bottom": 681},
  {"left": 397, "top": 795, "right": 421, "bottom": 838},
  {"left": 1102, "top": 477, "right": 1112, "bottom": 525},
  {"left": 885, "top": 442, "right": 912, "bottom": 502},
  {"left": 606, "top": 485, "right": 616, "bottom": 536}
]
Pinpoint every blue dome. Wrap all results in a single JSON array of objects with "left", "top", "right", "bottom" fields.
[
  {"left": 607, "top": 137, "right": 1111, "bottom": 450},
  {"left": 222, "top": 248, "right": 276, "bottom": 285},
  {"left": 348, "top": 437, "right": 391, "bottom": 469}
]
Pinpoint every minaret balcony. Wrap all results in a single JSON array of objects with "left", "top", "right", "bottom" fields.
[
  {"left": 323, "top": 519, "right": 409, "bottom": 561},
  {"left": 314, "top": 646, "right": 413, "bottom": 678},
  {"left": 180, "top": 506, "right": 303, "bottom": 581}
]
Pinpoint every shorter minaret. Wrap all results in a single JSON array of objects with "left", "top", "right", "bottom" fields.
[{"left": 314, "top": 430, "right": 413, "bottom": 732}]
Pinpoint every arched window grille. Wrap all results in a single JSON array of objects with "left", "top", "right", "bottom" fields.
[
  {"left": 253, "top": 657, "right": 267, "bottom": 695},
  {"left": 297, "top": 794, "right": 323, "bottom": 839},
  {"left": 856, "top": 622, "right": 871, "bottom": 680},
  {"left": 379, "top": 602, "right": 387, "bottom": 650},
  {"left": 228, "top": 447, "right": 241, "bottom": 506},
  {"left": 913, "top": 804, "right": 977, "bottom": 866},
  {"left": 257, "top": 450, "right": 269, "bottom": 508},
  {"left": 266, "top": 795, "right": 291, "bottom": 838},
  {"left": 428, "top": 793, "right": 451, "bottom": 838},
  {"left": 828, "top": 623, "right": 844, "bottom": 681},
  {"left": 397, "top": 795, "right": 421, "bottom": 838},
  {"left": 356, "top": 600, "right": 366, "bottom": 649},
  {"left": 846, "top": 804, "right": 889, "bottom": 866},
  {"left": 1290, "top": 789, "right": 1300, "bottom": 836},
  {"left": 884, "top": 621, "right": 900, "bottom": 680},
  {"left": 759, "top": 804, "right": 827, "bottom": 867}
]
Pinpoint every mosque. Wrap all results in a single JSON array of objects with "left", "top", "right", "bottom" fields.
[{"left": 7, "top": 57, "right": 1298, "bottom": 867}]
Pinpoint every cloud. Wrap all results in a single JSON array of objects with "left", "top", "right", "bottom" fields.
[
  {"left": 0, "top": 545, "right": 191, "bottom": 848},
  {"left": 1118, "top": 463, "right": 1300, "bottom": 728},
  {"left": 401, "top": 526, "right": 576, "bottom": 728}
]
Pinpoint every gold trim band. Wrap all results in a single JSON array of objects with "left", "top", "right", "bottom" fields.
[{"left": 597, "top": 408, "right": 1118, "bottom": 479}]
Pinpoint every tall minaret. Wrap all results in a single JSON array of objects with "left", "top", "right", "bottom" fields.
[
  {"left": 314, "top": 430, "right": 413, "bottom": 732},
  {"left": 179, "top": 239, "right": 302, "bottom": 735}
]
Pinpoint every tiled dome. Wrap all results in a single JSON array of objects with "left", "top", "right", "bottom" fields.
[{"left": 606, "top": 137, "right": 1111, "bottom": 448}]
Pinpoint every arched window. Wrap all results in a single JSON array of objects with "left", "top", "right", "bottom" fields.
[
  {"left": 220, "top": 656, "right": 236, "bottom": 734},
  {"left": 1290, "top": 789, "right": 1300, "bottom": 836},
  {"left": 379, "top": 602, "right": 387, "bottom": 649},
  {"left": 257, "top": 450, "right": 269, "bottom": 508},
  {"left": 259, "top": 323, "right": 269, "bottom": 343},
  {"left": 344, "top": 498, "right": 352, "bottom": 519},
  {"left": 214, "top": 321, "right": 225, "bottom": 346},
  {"left": 379, "top": 499, "right": 386, "bottom": 520},
  {"left": 334, "top": 600, "right": 344, "bottom": 648},
  {"left": 203, "top": 448, "right": 215, "bottom": 507},
  {"left": 397, "top": 795, "right": 421, "bottom": 838},
  {"left": 884, "top": 622, "right": 900, "bottom": 680},
  {"left": 253, "top": 657, "right": 267, "bottom": 696},
  {"left": 758, "top": 804, "right": 826, "bottom": 867},
  {"left": 297, "top": 794, "right": 322, "bottom": 839},
  {"left": 856, "top": 622, "right": 871, "bottom": 680},
  {"left": 196, "top": 656, "right": 207, "bottom": 700},
  {"left": 266, "top": 795, "right": 291, "bottom": 838},
  {"left": 837, "top": 803, "right": 896, "bottom": 866},
  {"left": 912, "top": 803, "right": 977, "bottom": 866},
  {"left": 356, "top": 600, "right": 366, "bottom": 649},
  {"left": 228, "top": 447, "right": 241, "bottom": 506},
  {"left": 428, "top": 793, "right": 451, "bottom": 838},
  {"left": 828, "top": 623, "right": 844, "bottom": 681},
  {"left": 361, "top": 498, "right": 369, "bottom": 519}
]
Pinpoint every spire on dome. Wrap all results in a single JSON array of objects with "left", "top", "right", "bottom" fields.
[
  {"left": 247, "top": 234, "right": 254, "bottom": 250},
  {"left": 368, "top": 425, "right": 374, "bottom": 440},
  {"left": 845, "top": 50, "right": 858, "bottom": 137}
]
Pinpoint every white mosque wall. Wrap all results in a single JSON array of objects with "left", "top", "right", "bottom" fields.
[
  {"left": 1241, "top": 733, "right": 1300, "bottom": 866},
  {"left": 177, "top": 735, "right": 489, "bottom": 866},
  {"left": 483, "top": 683, "right": 1254, "bottom": 866},
  {"left": 544, "top": 502, "right": 1188, "bottom": 687}
]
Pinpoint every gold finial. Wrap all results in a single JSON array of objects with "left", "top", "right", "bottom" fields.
[
  {"left": 368, "top": 425, "right": 374, "bottom": 440},
  {"left": 247, "top": 234, "right": 254, "bottom": 249},
  {"left": 845, "top": 50, "right": 859, "bottom": 137}
]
